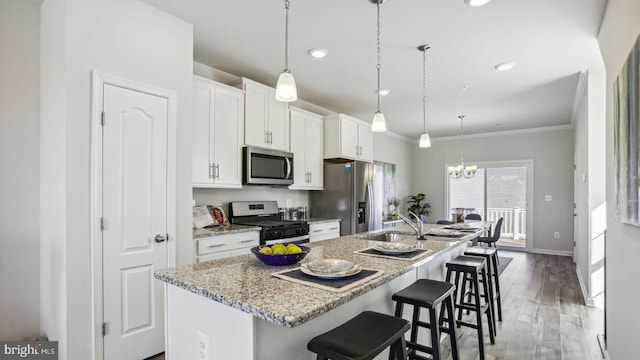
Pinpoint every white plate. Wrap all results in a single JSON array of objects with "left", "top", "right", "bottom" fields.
[
  {"left": 306, "top": 259, "right": 354, "bottom": 274},
  {"left": 373, "top": 243, "right": 416, "bottom": 254},
  {"left": 300, "top": 264, "right": 362, "bottom": 279}
]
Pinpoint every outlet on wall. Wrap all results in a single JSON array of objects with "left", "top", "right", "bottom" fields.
[
  {"left": 286, "top": 199, "right": 292, "bottom": 207},
  {"left": 553, "top": 232, "right": 560, "bottom": 239},
  {"left": 197, "top": 330, "right": 209, "bottom": 360}
]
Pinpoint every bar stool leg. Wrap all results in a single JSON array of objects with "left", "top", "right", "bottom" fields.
[
  {"left": 428, "top": 307, "right": 441, "bottom": 360},
  {"left": 445, "top": 297, "right": 460, "bottom": 360},
  {"left": 481, "top": 268, "right": 496, "bottom": 345},
  {"left": 491, "top": 254, "right": 503, "bottom": 321},
  {"left": 471, "top": 271, "right": 486, "bottom": 360}
]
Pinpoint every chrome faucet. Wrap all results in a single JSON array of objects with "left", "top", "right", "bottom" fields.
[{"left": 397, "top": 211, "right": 426, "bottom": 239}]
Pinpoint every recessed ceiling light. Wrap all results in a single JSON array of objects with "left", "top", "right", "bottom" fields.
[
  {"left": 308, "top": 48, "right": 328, "bottom": 58},
  {"left": 461, "top": 85, "right": 470, "bottom": 91},
  {"left": 378, "top": 89, "right": 391, "bottom": 96},
  {"left": 465, "top": 0, "right": 491, "bottom": 6},
  {"left": 494, "top": 62, "right": 516, "bottom": 71}
]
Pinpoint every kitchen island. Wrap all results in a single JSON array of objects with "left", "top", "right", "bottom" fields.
[{"left": 155, "top": 224, "right": 482, "bottom": 359}]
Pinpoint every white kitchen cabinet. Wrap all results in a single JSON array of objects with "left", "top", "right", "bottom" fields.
[
  {"left": 195, "top": 231, "right": 260, "bottom": 263},
  {"left": 323, "top": 114, "right": 373, "bottom": 162},
  {"left": 289, "top": 107, "right": 323, "bottom": 190},
  {"left": 309, "top": 221, "right": 341, "bottom": 242},
  {"left": 192, "top": 76, "right": 244, "bottom": 188},
  {"left": 233, "top": 78, "right": 289, "bottom": 151}
]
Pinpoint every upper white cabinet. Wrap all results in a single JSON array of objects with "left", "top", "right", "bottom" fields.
[
  {"left": 323, "top": 114, "right": 373, "bottom": 162},
  {"left": 289, "top": 107, "right": 323, "bottom": 190},
  {"left": 192, "top": 76, "right": 244, "bottom": 188},
  {"left": 233, "top": 78, "right": 289, "bottom": 151}
]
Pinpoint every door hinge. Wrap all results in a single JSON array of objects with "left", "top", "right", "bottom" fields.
[
  {"left": 100, "top": 217, "right": 104, "bottom": 231},
  {"left": 101, "top": 322, "right": 108, "bottom": 336},
  {"left": 101, "top": 111, "right": 105, "bottom": 126}
]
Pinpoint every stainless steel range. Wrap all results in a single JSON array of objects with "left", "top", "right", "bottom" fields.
[{"left": 228, "top": 201, "right": 309, "bottom": 245}]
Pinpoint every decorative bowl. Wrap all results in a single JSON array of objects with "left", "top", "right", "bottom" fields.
[{"left": 251, "top": 245, "right": 311, "bottom": 266}]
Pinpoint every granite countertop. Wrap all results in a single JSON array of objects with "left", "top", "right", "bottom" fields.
[
  {"left": 193, "top": 224, "right": 261, "bottom": 239},
  {"left": 306, "top": 217, "right": 342, "bottom": 224},
  {"left": 158, "top": 224, "right": 480, "bottom": 328}
]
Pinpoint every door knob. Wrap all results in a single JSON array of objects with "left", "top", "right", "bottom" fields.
[{"left": 154, "top": 234, "right": 167, "bottom": 243}]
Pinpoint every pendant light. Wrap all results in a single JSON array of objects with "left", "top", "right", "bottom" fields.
[
  {"left": 275, "top": 0, "right": 297, "bottom": 102},
  {"left": 448, "top": 115, "right": 477, "bottom": 179},
  {"left": 418, "top": 45, "right": 431, "bottom": 148},
  {"left": 370, "top": 0, "right": 386, "bottom": 132}
]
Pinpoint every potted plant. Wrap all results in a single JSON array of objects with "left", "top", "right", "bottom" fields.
[{"left": 407, "top": 193, "right": 432, "bottom": 222}]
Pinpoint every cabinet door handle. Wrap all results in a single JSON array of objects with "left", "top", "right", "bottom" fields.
[
  {"left": 206, "top": 243, "right": 226, "bottom": 248},
  {"left": 329, "top": 227, "right": 339, "bottom": 230},
  {"left": 312, "top": 229, "right": 323, "bottom": 233},
  {"left": 269, "top": 131, "right": 273, "bottom": 144},
  {"left": 209, "top": 164, "right": 214, "bottom": 179},
  {"left": 239, "top": 239, "right": 255, "bottom": 243},
  {"left": 265, "top": 131, "right": 269, "bottom": 144},
  {"left": 215, "top": 164, "right": 220, "bottom": 179},
  {"left": 309, "top": 172, "right": 312, "bottom": 183}
]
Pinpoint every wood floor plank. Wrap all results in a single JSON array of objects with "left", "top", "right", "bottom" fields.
[{"left": 438, "top": 250, "right": 603, "bottom": 360}]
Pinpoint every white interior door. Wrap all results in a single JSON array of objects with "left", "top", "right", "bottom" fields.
[{"left": 102, "top": 83, "right": 168, "bottom": 360}]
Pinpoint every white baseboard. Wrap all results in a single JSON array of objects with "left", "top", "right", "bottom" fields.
[
  {"left": 529, "top": 248, "right": 573, "bottom": 257},
  {"left": 575, "top": 265, "right": 596, "bottom": 307}
]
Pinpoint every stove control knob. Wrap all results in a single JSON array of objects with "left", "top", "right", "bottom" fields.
[
  {"left": 296, "top": 228, "right": 307, "bottom": 235},
  {"left": 270, "top": 230, "right": 282, "bottom": 238}
]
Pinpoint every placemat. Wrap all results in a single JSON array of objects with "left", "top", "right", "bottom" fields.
[
  {"left": 443, "top": 226, "right": 482, "bottom": 231},
  {"left": 353, "top": 247, "right": 433, "bottom": 261},
  {"left": 272, "top": 268, "right": 384, "bottom": 293},
  {"left": 426, "top": 232, "right": 466, "bottom": 238}
]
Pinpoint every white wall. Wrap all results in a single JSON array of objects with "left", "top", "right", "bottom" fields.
[
  {"left": 412, "top": 127, "right": 575, "bottom": 254},
  {"left": 597, "top": 0, "right": 640, "bottom": 358},
  {"left": 373, "top": 132, "right": 414, "bottom": 212},
  {"left": 574, "top": 69, "right": 607, "bottom": 307},
  {"left": 40, "top": 0, "right": 193, "bottom": 358},
  {"left": 0, "top": 0, "right": 41, "bottom": 340}
]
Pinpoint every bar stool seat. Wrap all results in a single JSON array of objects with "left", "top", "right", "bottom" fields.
[
  {"left": 445, "top": 255, "right": 495, "bottom": 360},
  {"left": 392, "top": 279, "right": 460, "bottom": 360},
  {"left": 307, "top": 311, "right": 410, "bottom": 360}
]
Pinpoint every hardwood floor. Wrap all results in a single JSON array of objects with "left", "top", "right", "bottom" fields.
[
  {"left": 145, "top": 251, "right": 602, "bottom": 360},
  {"left": 439, "top": 250, "right": 604, "bottom": 360}
]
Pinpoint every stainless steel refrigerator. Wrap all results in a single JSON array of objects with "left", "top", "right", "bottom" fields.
[{"left": 310, "top": 160, "right": 381, "bottom": 235}]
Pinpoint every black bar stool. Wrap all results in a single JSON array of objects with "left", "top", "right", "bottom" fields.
[
  {"left": 445, "top": 255, "right": 495, "bottom": 360},
  {"left": 465, "top": 247, "right": 503, "bottom": 324},
  {"left": 307, "top": 311, "right": 410, "bottom": 360},
  {"left": 391, "top": 279, "right": 460, "bottom": 360}
]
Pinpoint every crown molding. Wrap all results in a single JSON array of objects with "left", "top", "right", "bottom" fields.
[{"left": 432, "top": 124, "right": 574, "bottom": 142}]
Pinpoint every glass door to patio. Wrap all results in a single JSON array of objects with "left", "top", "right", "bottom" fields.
[{"left": 447, "top": 161, "right": 531, "bottom": 249}]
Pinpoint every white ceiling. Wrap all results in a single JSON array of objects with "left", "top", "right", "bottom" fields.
[{"left": 144, "top": 0, "right": 607, "bottom": 139}]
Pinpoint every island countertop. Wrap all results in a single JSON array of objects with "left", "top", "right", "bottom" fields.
[{"left": 156, "top": 224, "right": 480, "bottom": 328}]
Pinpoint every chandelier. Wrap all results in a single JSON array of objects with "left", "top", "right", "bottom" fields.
[{"left": 448, "top": 115, "right": 477, "bottom": 179}]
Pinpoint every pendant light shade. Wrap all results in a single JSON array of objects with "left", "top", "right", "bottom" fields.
[
  {"left": 275, "top": 70, "right": 297, "bottom": 102},
  {"left": 418, "top": 44, "right": 431, "bottom": 148},
  {"left": 370, "top": 0, "right": 386, "bottom": 132},
  {"left": 419, "top": 133, "right": 431, "bottom": 148},
  {"left": 372, "top": 111, "right": 387, "bottom": 132},
  {"left": 275, "top": 0, "right": 297, "bottom": 102}
]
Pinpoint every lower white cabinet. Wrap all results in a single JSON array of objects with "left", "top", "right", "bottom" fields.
[
  {"left": 195, "top": 231, "right": 260, "bottom": 263},
  {"left": 309, "top": 221, "right": 341, "bottom": 242}
]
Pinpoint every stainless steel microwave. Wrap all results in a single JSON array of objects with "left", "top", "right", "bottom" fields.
[{"left": 243, "top": 146, "right": 294, "bottom": 185}]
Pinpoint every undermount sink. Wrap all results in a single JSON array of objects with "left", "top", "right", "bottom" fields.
[{"left": 354, "top": 230, "right": 416, "bottom": 242}]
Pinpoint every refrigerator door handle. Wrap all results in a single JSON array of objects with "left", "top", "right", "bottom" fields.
[{"left": 366, "top": 181, "right": 374, "bottom": 231}]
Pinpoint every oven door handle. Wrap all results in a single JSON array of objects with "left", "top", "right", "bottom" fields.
[
  {"left": 265, "top": 234, "right": 310, "bottom": 246},
  {"left": 285, "top": 157, "right": 292, "bottom": 180}
]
